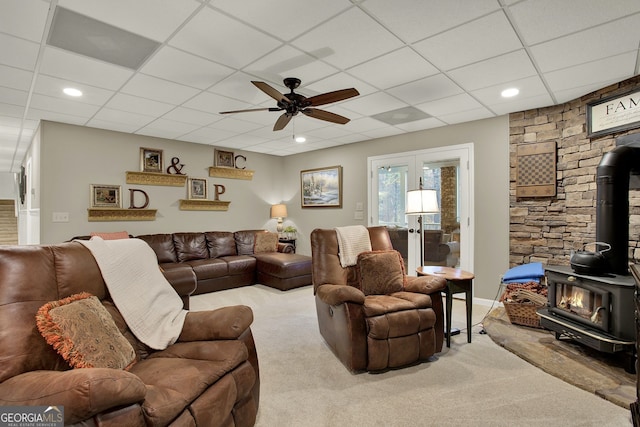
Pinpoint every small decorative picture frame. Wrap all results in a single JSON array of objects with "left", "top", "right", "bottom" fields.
[
  {"left": 90, "top": 184, "right": 122, "bottom": 208},
  {"left": 140, "top": 147, "right": 163, "bottom": 173},
  {"left": 215, "top": 149, "right": 235, "bottom": 168},
  {"left": 188, "top": 178, "right": 207, "bottom": 200}
]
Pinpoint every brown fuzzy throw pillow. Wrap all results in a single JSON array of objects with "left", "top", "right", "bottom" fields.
[
  {"left": 254, "top": 232, "right": 279, "bottom": 253},
  {"left": 357, "top": 250, "right": 406, "bottom": 295},
  {"left": 36, "top": 292, "right": 136, "bottom": 370}
]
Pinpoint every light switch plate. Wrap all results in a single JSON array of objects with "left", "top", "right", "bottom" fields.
[{"left": 52, "top": 212, "right": 69, "bottom": 222}]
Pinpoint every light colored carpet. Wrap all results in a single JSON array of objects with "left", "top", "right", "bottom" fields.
[
  {"left": 190, "top": 285, "right": 632, "bottom": 426},
  {"left": 483, "top": 307, "right": 636, "bottom": 410}
]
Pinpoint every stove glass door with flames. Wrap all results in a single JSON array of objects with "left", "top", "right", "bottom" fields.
[{"left": 551, "top": 281, "right": 610, "bottom": 332}]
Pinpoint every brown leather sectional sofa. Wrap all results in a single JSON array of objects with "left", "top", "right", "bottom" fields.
[
  {"left": 136, "top": 230, "right": 312, "bottom": 294},
  {"left": 0, "top": 241, "right": 260, "bottom": 426}
]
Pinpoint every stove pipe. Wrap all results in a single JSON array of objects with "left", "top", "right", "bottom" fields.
[{"left": 595, "top": 144, "right": 640, "bottom": 275}]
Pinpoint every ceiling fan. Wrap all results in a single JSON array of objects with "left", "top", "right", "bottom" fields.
[{"left": 219, "top": 78, "right": 359, "bottom": 131}]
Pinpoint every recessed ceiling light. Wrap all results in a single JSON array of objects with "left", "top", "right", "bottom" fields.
[
  {"left": 294, "top": 136, "right": 306, "bottom": 143},
  {"left": 501, "top": 88, "right": 519, "bottom": 98},
  {"left": 63, "top": 87, "right": 82, "bottom": 97}
]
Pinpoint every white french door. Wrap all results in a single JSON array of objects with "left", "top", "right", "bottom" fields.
[{"left": 368, "top": 144, "right": 474, "bottom": 275}]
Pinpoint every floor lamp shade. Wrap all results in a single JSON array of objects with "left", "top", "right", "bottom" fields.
[
  {"left": 270, "top": 204, "right": 287, "bottom": 232},
  {"left": 406, "top": 189, "right": 439, "bottom": 215}
]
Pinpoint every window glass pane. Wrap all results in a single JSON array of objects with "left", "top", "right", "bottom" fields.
[{"left": 377, "top": 165, "right": 408, "bottom": 227}]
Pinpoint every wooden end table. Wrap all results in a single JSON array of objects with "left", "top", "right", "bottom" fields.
[{"left": 416, "top": 266, "right": 474, "bottom": 348}]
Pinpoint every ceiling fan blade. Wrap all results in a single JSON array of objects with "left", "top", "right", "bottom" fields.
[
  {"left": 219, "top": 107, "right": 281, "bottom": 114},
  {"left": 252, "top": 81, "right": 292, "bottom": 104},
  {"left": 273, "top": 113, "right": 293, "bottom": 131},
  {"left": 305, "top": 88, "right": 359, "bottom": 107},
  {"left": 301, "top": 108, "right": 350, "bottom": 125}
]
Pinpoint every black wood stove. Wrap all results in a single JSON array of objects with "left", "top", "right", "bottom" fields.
[{"left": 538, "top": 135, "right": 640, "bottom": 359}]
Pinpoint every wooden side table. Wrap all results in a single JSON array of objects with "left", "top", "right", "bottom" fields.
[{"left": 416, "top": 266, "right": 474, "bottom": 348}]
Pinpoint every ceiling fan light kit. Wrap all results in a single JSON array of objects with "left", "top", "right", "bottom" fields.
[{"left": 220, "top": 78, "right": 359, "bottom": 131}]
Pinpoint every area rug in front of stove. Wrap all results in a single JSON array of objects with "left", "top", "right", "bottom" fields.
[{"left": 483, "top": 307, "right": 636, "bottom": 409}]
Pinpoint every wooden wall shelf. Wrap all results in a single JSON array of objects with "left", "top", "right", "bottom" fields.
[
  {"left": 208, "top": 167, "right": 254, "bottom": 180},
  {"left": 88, "top": 208, "right": 157, "bottom": 222},
  {"left": 126, "top": 171, "right": 187, "bottom": 187},
  {"left": 179, "top": 199, "right": 230, "bottom": 211}
]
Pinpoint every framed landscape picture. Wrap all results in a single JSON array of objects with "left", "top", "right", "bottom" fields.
[
  {"left": 188, "top": 178, "right": 207, "bottom": 200},
  {"left": 301, "top": 166, "right": 342, "bottom": 208},
  {"left": 140, "top": 147, "right": 163, "bottom": 173},
  {"left": 90, "top": 184, "right": 121, "bottom": 208}
]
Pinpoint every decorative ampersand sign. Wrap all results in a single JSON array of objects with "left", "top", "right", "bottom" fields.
[{"left": 166, "top": 157, "right": 185, "bottom": 175}]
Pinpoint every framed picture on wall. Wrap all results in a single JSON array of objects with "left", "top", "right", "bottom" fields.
[
  {"left": 214, "top": 149, "right": 235, "bottom": 168},
  {"left": 140, "top": 147, "right": 163, "bottom": 173},
  {"left": 300, "top": 166, "right": 342, "bottom": 208},
  {"left": 90, "top": 184, "right": 122, "bottom": 208},
  {"left": 188, "top": 178, "right": 207, "bottom": 200}
]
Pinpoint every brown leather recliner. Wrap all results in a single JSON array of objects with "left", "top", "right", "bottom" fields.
[
  {"left": 0, "top": 242, "right": 260, "bottom": 426},
  {"left": 311, "top": 226, "right": 447, "bottom": 372}
]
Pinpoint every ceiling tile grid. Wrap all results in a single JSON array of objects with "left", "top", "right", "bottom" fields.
[{"left": 0, "top": 0, "right": 637, "bottom": 171}]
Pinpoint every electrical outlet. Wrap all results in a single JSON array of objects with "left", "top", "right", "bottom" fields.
[
  {"left": 355, "top": 202, "right": 363, "bottom": 211},
  {"left": 52, "top": 212, "right": 69, "bottom": 222}
]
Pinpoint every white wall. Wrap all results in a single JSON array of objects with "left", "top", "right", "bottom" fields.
[
  {"left": 33, "top": 116, "right": 510, "bottom": 300},
  {"left": 282, "top": 116, "right": 510, "bottom": 300},
  {"left": 39, "top": 121, "right": 285, "bottom": 244}
]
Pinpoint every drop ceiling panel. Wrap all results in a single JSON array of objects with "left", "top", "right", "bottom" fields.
[
  {"left": 90, "top": 107, "right": 155, "bottom": 127},
  {"left": 33, "top": 75, "right": 115, "bottom": 105},
  {"left": 0, "top": 34, "right": 40, "bottom": 71},
  {"left": 136, "top": 118, "right": 201, "bottom": 140},
  {"left": 0, "top": 65, "right": 34, "bottom": 92},
  {"left": 448, "top": 50, "right": 537, "bottom": 91},
  {"left": 39, "top": 47, "right": 134, "bottom": 90},
  {"left": 212, "top": 0, "right": 352, "bottom": 41},
  {"left": 26, "top": 108, "right": 88, "bottom": 126},
  {"left": 58, "top": 0, "right": 202, "bottom": 42},
  {"left": 362, "top": 0, "right": 501, "bottom": 43},
  {"left": 470, "top": 75, "right": 549, "bottom": 106},
  {"left": 387, "top": 74, "right": 464, "bottom": 105},
  {"left": 161, "top": 107, "right": 220, "bottom": 127},
  {"left": 413, "top": 11, "right": 522, "bottom": 71},
  {"left": 208, "top": 72, "right": 274, "bottom": 104},
  {"left": 29, "top": 93, "right": 101, "bottom": 118},
  {"left": 170, "top": 6, "right": 282, "bottom": 69},
  {"left": 292, "top": 8, "right": 404, "bottom": 69},
  {"left": 416, "top": 93, "right": 484, "bottom": 117},
  {"left": 348, "top": 47, "right": 439, "bottom": 89},
  {"left": 438, "top": 108, "right": 495, "bottom": 125},
  {"left": 244, "top": 46, "right": 339, "bottom": 86},
  {"left": 544, "top": 51, "right": 638, "bottom": 94},
  {"left": 140, "top": 46, "right": 235, "bottom": 90},
  {"left": 509, "top": 0, "right": 640, "bottom": 45},
  {"left": 304, "top": 73, "right": 378, "bottom": 97},
  {"left": 531, "top": 14, "right": 640, "bottom": 73},
  {"left": 120, "top": 73, "right": 200, "bottom": 105},
  {"left": 0, "top": 0, "right": 50, "bottom": 42},
  {"left": 340, "top": 92, "right": 408, "bottom": 116},
  {"left": 183, "top": 91, "right": 249, "bottom": 115},
  {"left": 105, "top": 93, "right": 175, "bottom": 116},
  {"left": 0, "top": 87, "right": 28, "bottom": 108}
]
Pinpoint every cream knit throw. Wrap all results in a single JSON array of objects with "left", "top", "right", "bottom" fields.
[
  {"left": 78, "top": 237, "right": 187, "bottom": 350},
  {"left": 335, "top": 225, "right": 372, "bottom": 267}
]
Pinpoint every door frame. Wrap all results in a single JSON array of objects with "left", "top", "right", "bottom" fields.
[{"left": 368, "top": 143, "right": 475, "bottom": 274}]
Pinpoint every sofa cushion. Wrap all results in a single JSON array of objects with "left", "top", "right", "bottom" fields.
[
  {"left": 254, "top": 253, "right": 312, "bottom": 279},
  {"left": 173, "top": 233, "right": 209, "bottom": 262},
  {"left": 35, "top": 292, "right": 136, "bottom": 369},
  {"left": 234, "top": 230, "right": 264, "bottom": 255},
  {"left": 187, "top": 258, "right": 228, "bottom": 281},
  {"left": 137, "top": 234, "right": 177, "bottom": 263},
  {"left": 356, "top": 250, "right": 405, "bottom": 296},
  {"left": 205, "top": 231, "right": 237, "bottom": 258},
  {"left": 223, "top": 256, "right": 257, "bottom": 276},
  {"left": 254, "top": 232, "right": 278, "bottom": 253}
]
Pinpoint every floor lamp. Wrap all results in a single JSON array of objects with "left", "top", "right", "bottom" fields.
[{"left": 405, "top": 178, "right": 440, "bottom": 267}]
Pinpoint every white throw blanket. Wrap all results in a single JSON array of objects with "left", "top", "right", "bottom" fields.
[
  {"left": 335, "top": 225, "right": 372, "bottom": 267},
  {"left": 78, "top": 237, "right": 187, "bottom": 350}
]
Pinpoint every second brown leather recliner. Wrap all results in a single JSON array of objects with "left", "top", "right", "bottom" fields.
[{"left": 310, "top": 226, "right": 447, "bottom": 372}]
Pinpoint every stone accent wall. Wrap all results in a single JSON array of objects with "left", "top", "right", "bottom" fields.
[
  {"left": 440, "top": 166, "right": 458, "bottom": 233},
  {"left": 509, "top": 75, "right": 640, "bottom": 268}
]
